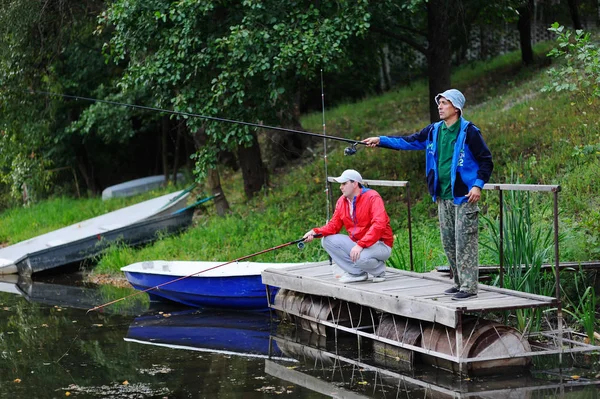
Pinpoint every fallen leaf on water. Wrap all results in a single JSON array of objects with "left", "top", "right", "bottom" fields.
[
  {"left": 571, "top": 375, "right": 580, "bottom": 380},
  {"left": 122, "top": 380, "right": 129, "bottom": 385},
  {"left": 65, "top": 392, "right": 71, "bottom": 396},
  {"left": 162, "top": 313, "right": 171, "bottom": 318},
  {"left": 14, "top": 379, "right": 21, "bottom": 383}
]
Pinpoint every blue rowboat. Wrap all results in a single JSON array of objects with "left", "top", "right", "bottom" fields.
[{"left": 121, "top": 260, "right": 329, "bottom": 310}]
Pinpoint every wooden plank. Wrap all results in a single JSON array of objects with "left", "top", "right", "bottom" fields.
[
  {"left": 263, "top": 270, "right": 458, "bottom": 327},
  {"left": 424, "top": 270, "right": 556, "bottom": 303},
  {"left": 483, "top": 183, "right": 560, "bottom": 192}
]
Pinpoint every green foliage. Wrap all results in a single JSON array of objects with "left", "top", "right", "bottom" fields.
[
  {"left": 102, "top": 0, "right": 373, "bottom": 177},
  {"left": 543, "top": 23, "right": 600, "bottom": 102},
  {"left": 387, "top": 226, "right": 446, "bottom": 273}
]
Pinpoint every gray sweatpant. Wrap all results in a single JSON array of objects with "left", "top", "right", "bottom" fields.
[{"left": 322, "top": 234, "right": 391, "bottom": 277}]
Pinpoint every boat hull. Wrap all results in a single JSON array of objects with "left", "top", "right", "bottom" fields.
[
  {"left": 16, "top": 208, "right": 194, "bottom": 276},
  {"left": 122, "top": 261, "right": 330, "bottom": 310},
  {"left": 124, "top": 270, "right": 278, "bottom": 310}
]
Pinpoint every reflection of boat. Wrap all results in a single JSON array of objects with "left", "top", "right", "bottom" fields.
[
  {"left": 124, "top": 309, "right": 291, "bottom": 360},
  {"left": 268, "top": 333, "right": 600, "bottom": 399},
  {"left": 0, "top": 274, "right": 148, "bottom": 315},
  {"left": 122, "top": 260, "right": 329, "bottom": 310},
  {"left": 0, "top": 190, "right": 192, "bottom": 276},
  {"left": 102, "top": 174, "right": 185, "bottom": 200}
]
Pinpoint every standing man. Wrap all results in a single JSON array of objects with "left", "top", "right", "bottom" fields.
[
  {"left": 303, "top": 169, "right": 394, "bottom": 283},
  {"left": 363, "top": 89, "right": 493, "bottom": 300}
]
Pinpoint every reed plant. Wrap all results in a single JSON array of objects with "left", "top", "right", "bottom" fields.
[
  {"left": 562, "top": 268, "right": 598, "bottom": 344},
  {"left": 387, "top": 226, "right": 445, "bottom": 273},
  {"left": 480, "top": 189, "right": 561, "bottom": 332}
]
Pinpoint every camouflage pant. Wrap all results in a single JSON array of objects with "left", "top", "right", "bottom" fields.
[{"left": 438, "top": 200, "right": 480, "bottom": 294}]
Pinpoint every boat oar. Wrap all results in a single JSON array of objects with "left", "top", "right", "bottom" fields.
[{"left": 86, "top": 234, "right": 320, "bottom": 313}]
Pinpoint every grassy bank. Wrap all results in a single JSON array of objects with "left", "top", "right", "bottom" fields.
[{"left": 1, "top": 43, "right": 599, "bottom": 277}]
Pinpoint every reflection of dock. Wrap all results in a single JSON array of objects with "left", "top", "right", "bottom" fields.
[
  {"left": 262, "top": 262, "right": 600, "bottom": 374},
  {"left": 267, "top": 334, "right": 600, "bottom": 398}
]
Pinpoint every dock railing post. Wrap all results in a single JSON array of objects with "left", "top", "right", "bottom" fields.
[
  {"left": 498, "top": 188, "right": 504, "bottom": 288},
  {"left": 553, "top": 187, "right": 563, "bottom": 364},
  {"left": 456, "top": 310, "right": 464, "bottom": 375},
  {"left": 406, "top": 182, "right": 414, "bottom": 271}
]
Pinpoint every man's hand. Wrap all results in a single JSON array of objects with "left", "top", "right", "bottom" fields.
[
  {"left": 303, "top": 230, "right": 316, "bottom": 243},
  {"left": 362, "top": 137, "right": 380, "bottom": 147},
  {"left": 350, "top": 245, "right": 363, "bottom": 262},
  {"left": 465, "top": 186, "right": 481, "bottom": 203}
]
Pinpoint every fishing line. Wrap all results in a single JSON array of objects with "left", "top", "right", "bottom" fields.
[
  {"left": 27, "top": 89, "right": 371, "bottom": 155},
  {"left": 86, "top": 235, "right": 320, "bottom": 313}
]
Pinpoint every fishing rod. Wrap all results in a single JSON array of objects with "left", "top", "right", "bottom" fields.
[
  {"left": 87, "top": 234, "right": 320, "bottom": 313},
  {"left": 320, "top": 69, "right": 331, "bottom": 223},
  {"left": 29, "top": 89, "right": 370, "bottom": 156}
]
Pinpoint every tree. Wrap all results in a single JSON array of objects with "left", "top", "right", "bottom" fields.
[{"left": 102, "top": 0, "right": 372, "bottom": 200}]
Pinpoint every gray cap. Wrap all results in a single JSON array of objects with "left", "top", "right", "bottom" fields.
[
  {"left": 435, "top": 89, "right": 466, "bottom": 115},
  {"left": 333, "top": 169, "right": 363, "bottom": 183}
]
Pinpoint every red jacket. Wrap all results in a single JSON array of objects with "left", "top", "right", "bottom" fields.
[{"left": 314, "top": 188, "right": 394, "bottom": 248}]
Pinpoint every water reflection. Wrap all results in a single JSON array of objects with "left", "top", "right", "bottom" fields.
[
  {"left": 269, "top": 327, "right": 600, "bottom": 398},
  {"left": 0, "top": 276, "right": 599, "bottom": 398},
  {"left": 125, "top": 308, "right": 292, "bottom": 361}
]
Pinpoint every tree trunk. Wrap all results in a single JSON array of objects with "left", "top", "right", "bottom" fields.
[
  {"left": 517, "top": 0, "right": 534, "bottom": 66},
  {"left": 426, "top": 0, "right": 452, "bottom": 123},
  {"left": 161, "top": 116, "right": 170, "bottom": 184},
  {"left": 259, "top": 93, "right": 308, "bottom": 172},
  {"left": 237, "top": 132, "right": 267, "bottom": 199},
  {"left": 567, "top": 0, "right": 583, "bottom": 30},
  {"left": 172, "top": 122, "right": 182, "bottom": 184},
  {"left": 207, "top": 167, "right": 230, "bottom": 217},
  {"left": 191, "top": 126, "right": 230, "bottom": 216},
  {"left": 75, "top": 150, "right": 98, "bottom": 195}
]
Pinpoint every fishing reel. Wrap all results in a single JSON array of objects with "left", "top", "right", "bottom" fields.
[
  {"left": 344, "top": 142, "right": 358, "bottom": 156},
  {"left": 297, "top": 241, "right": 305, "bottom": 250}
]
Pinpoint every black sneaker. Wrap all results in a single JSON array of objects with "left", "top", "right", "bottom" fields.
[
  {"left": 443, "top": 287, "right": 460, "bottom": 295},
  {"left": 452, "top": 291, "right": 477, "bottom": 301}
]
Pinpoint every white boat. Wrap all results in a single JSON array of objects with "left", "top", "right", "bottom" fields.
[
  {"left": 0, "top": 190, "right": 190, "bottom": 275},
  {"left": 102, "top": 174, "right": 184, "bottom": 200}
]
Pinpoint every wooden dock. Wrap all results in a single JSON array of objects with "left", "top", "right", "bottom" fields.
[
  {"left": 262, "top": 262, "right": 600, "bottom": 374},
  {"left": 262, "top": 262, "right": 557, "bottom": 329}
]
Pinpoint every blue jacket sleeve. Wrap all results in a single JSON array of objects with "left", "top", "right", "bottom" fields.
[{"left": 378, "top": 125, "right": 432, "bottom": 151}]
